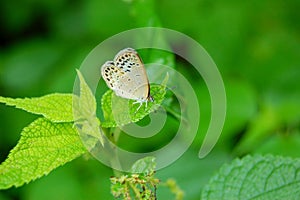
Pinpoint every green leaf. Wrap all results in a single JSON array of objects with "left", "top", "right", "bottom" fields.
[
  {"left": 0, "top": 118, "right": 87, "bottom": 189},
  {"left": 73, "top": 70, "right": 104, "bottom": 146},
  {"left": 101, "top": 73, "right": 168, "bottom": 128},
  {"left": 0, "top": 94, "right": 74, "bottom": 122},
  {"left": 201, "top": 155, "right": 300, "bottom": 200},
  {"left": 130, "top": 156, "right": 156, "bottom": 174},
  {"left": 101, "top": 84, "right": 167, "bottom": 128},
  {"left": 74, "top": 69, "right": 96, "bottom": 118}
]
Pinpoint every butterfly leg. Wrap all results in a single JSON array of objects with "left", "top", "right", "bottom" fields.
[
  {"left": 136, "top": 102, "right": 143, "bottom": 111},
  {"left": 133, "top": 101, "right": 143, "bottom": 113}
]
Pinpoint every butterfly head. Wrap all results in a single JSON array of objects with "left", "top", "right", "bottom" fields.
[{"left": 147, "top": 95, "right": 154, "bottom": 102}]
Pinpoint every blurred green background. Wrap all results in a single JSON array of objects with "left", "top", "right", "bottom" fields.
[{"left": 0, "top": 0, "right": 299, "bottom": 199}]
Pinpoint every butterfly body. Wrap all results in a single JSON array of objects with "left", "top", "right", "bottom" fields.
[{"left": 101, "top": 48, "right": 153, "bottom": 110}]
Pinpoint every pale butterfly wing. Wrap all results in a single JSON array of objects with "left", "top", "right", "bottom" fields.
[
  {"left": 101, "top": 61, "right": 121, "bottom": 90},
  {"left": 101, "top": 48, "right": 150, "bottom": 102},
  {"left": 114, "top": 48, "right": 150, "bottom": 101},
  {"left": 101, "top": 61, "right": 139, "bottom": 100}
]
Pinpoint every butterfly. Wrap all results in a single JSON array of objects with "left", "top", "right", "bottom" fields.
[{"left": 101, "top": 48, "right": 153, "bottom": 111}]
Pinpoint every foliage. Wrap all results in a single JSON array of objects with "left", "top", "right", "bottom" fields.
[
  {"left": 110, "top": 157, "right": 183, "bottom": 200},
  {"left": 0, "top": 69, "right": 166, "bottom": 190},
  {"left": 101, "top": 74, "right": 168, "bottom": 127},
  {"left": 0, "top": 0, "right": 299, "bottom": 199},
  {"left": 202, "top": 155, "right": 300, "bottom": 200},
  {"left": 0, "top": 118, "right": 86, "bottom": 189}
]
